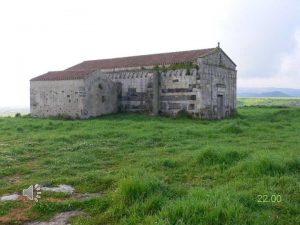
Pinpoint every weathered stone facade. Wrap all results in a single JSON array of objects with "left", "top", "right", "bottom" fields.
[{"left": 30, "top": 47, "right": 237, "bottom": 119}]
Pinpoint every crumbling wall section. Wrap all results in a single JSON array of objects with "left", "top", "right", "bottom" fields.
[
  {"left": 106, "top": 71, "right": 156, "bottom": 113},
  {"left": 159, "top": 69, "right": 201, "bottom": 116}
]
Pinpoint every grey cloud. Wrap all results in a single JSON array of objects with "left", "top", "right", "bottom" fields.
[{"left": 220, "top": 0, "right": 300, "bottom": 79}]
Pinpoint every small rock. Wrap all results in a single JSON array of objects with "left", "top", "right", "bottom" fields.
[
  {"left": 40, "top": 180, "right": 54, "bottom": 187},
  {"left": 74, "top": 192, "right": 102, "bottom": 199},
  {"left": 41, "top": 185, "right": 74, "bottom": 194},
  {"left": 0, "top": 193, "right": 20, "bottom": 201}
]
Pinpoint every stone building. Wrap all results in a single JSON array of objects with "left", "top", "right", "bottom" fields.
[{"left": 30, "top": 45, "right": 237, "bottom": 119}]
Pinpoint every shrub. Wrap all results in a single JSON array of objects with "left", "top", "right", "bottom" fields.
[{"left": 15, "top": 112, "right": 21, "bottom": 118}]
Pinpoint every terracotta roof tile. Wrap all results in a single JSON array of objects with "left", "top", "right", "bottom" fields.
[
  {"left": 66, "top": 48, "right": 217, "bottom": 71},
  {"left": 30, "top": 70, "right": 96, "bottom": 81},
  {"left": 31, "top": 48, "right": 217, "bottom": 81}
]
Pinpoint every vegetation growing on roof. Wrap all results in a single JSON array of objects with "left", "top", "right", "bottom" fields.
[{"left": 153, "top": 62, "right": 199, "bottom": 75}]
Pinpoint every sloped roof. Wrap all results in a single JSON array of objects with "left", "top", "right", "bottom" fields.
[
  {"left": 31, "top": 48, "right": 218, "bottom": 81},
  {"left": 30, "top": 70, "right": 96, "bottom": 81},
  {"left": 66, "top": 48, "right": 217, "bottom": 71}
]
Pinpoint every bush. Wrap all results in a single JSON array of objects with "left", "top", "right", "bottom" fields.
[{"left": 15, "top": 112, "right": 21, "bottom": 117}]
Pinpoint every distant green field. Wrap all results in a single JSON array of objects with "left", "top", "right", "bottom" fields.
[
  {"left": 238, "top": 97, "right": 300, "bottom": 107},
  {"left": 0, "top": 112, "right": 18, "bottom": 117},
  {"left": 0, "top": 107, "right": 299, "bottom": 224},
  {"left": 0, "top": 108, "right": 29, "bottom": 117}
]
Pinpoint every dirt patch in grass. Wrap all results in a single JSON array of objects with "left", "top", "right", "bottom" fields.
[
  {"left": 8, "top": 173, "right": 23, "bottom": 184},
  {"left": 0, "top": 197, "right": 32, "bottom": 224}
]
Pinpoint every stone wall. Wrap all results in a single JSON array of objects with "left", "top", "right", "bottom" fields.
[
  {"left": 82, "top": 72, "right": 119, "bottom": 118},
  {"left": 197, "top": 49, "right": 237, "bottom": 118},
  {"left": 30, "top": 71, "right": 119, "bottom": 118},
  {"left": 102, "top": 69, "right": 201, "bottom": 116},
  {"left": 159, "top": 69, "right": 199, "bottom": 115},
  {"left": 30, "top": 79, "right": 85, "bottom": 118},
  {"left": 106, "top": 71, "right": 156, "bottom": 113}
]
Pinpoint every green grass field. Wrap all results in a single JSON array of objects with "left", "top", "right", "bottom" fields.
[
  {"left": 0, "top": 107, "right": 299, "bottom": 224},
  {"left": 238, "top": 97, "right": 300, "bottom": 107}
]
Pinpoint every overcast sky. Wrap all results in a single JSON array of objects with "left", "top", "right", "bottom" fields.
[{"left": 0, "top": 0, "right": 299, "bottom": 107}]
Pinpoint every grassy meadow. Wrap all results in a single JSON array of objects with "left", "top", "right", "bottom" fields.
[
  {"left": 0, "top": 107, "right": 299, "bottom": 224},
  {"left": 238, "top": 97, "right": 300, "bottom": 107}
]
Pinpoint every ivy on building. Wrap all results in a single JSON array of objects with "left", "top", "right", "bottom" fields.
[{"left": 152, "top": 62, "right": 199, "bottom": 75}]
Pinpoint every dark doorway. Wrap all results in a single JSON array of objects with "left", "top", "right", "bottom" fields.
[{"left": 217, "top": 95, "right": 224, "bottom": 119}]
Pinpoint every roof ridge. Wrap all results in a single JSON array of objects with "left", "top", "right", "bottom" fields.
[
  {"left": 66, "top": 48, "right": 217, "bottom": 71},
  {"left": 82, "top": 48, "right": 217, "bottom": 63},
  {"left": 48, "top": 69, "right": 97, "bottom": 73}
]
